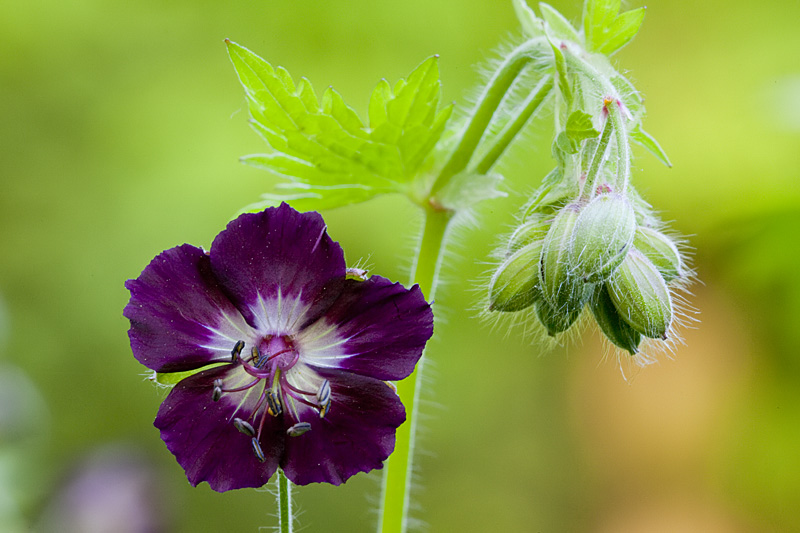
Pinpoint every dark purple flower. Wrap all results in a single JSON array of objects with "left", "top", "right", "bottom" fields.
[{"left": 124, "top": 204, "right": 433, "bottom": 491}]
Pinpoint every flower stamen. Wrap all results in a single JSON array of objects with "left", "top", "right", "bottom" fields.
[
  {"left": 233, "top": 417, "right": 256, "bottom": 437},
  {"left": 287, "top": 422, "right": 312, "bottom": 437},
  {"left": 250, "top": 437, "right": 266, "bottom": 463}
]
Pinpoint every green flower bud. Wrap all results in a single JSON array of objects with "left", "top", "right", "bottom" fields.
[
  {"left": 633, "top": 227, "right": 683, "bottom": 283},
  {"left": 607, "top": 249, "right": 673, "bottom": 339},
  {"left": 539, "top": 203, "right": 586, "bottom": 321},
  {"left": 535, "top": 286, "right": 589, "bottom": 336},
  {"left": 569, "top": 193, "right": 636, "bottom": 283},
  {"left": 505, "top": 214, "right": 550, "bottom": 256},
  {"left": 489, "top": 241, "right": 543, "bottom": 312},
  {"left": 591, "top": 284, "right": 642, "bottom": 355}
]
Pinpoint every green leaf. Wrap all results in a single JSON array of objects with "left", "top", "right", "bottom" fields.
[
  {"left": 539, "top": 3, "right": 581, "bottom": 44},
  {"left": 434, "top": 171, "right": 507, "bottom": 211},
  {"left": 513, "top": 0, "right": 545, "bottom": 38},
  {"left": 239, "top": 187, "right": 390, "bottom": 213},
  {"left": 583, "top": 0, "right": 621, "bottom": 52},
  {"left": 227, "top": 40, "right": 452, "bottom": 211},
  {"left": 597, "top": 7, "right": 645, "bottom": 55},
  {"left": 554, "top": 111, "right": 598, "bottom": 155},
  {"left": 630, "top": 125, "right": 672, "bottom": 167}
]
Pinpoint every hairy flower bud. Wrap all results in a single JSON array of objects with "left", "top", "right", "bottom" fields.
[
  {"left": 633, "top": 227, "right": 683, "bottom": 283},
  {"left": 535, "top": 286, "right": 590, "bottom": 336},
  {"left": 569, "top": 193, "right": 636, "bottom": 283},
  {"left": 489, "top": 241, "right": 543, "bottom": 312},
  {"left": 539, "top": 203, "right": 587, "bottom": 327},
  {"left": 591, "top": 284, "right": 642, "bottom": 354},
  {"left": 505, "top": 214, "right": 550, "bottom": 256},
  {"left": 607, "top": 249, "right": 672, "bottom": 339}
]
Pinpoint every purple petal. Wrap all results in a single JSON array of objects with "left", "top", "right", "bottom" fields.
[
  {"left": 124, "top": 245, "right": 256, "bottom": 373},
  {"left": 209, "top": 204, "right": 346, "bottom": 334},
  {"left": 154, "top": 366, "right": 285, "bottom": 492},
  {"left": 298, "top": 276, "right": 433, "bottom": 381},
  {"left": 280, "top": 370, "right": 404, "bottom": 486}
]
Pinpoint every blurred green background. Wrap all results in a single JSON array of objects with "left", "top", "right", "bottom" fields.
[{"left": 2, "top": 0, "right": 799, "bottom": 531}]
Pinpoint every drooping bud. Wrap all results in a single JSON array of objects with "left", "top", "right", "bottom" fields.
[
  {"left": 590, "top": 284, "right": 642, "bottom": 354},
  {"left": 633, "top": 227, "right": 683, "bottom": 283},
  {"left": 569, "top": 193, "right": 636, "bottom": 283},
  {"left": 539, "top": 203, "right": 585, "bottom": 312},
  {"left": 534, "top": 290, "right": 588, "bottom": 336},
  {"left": 607, "top": 249, "right": 672, "bottom": 339},
  {"left": 505, "top": 214, "right": 550, "bottom": 256},
  {"left": 488, "top": 241, "right": 544, "bottom": 312}
]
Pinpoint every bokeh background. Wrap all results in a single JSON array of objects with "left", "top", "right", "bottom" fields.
[{"left": 2, "top": 0, "right": 799, "bottom": 531}]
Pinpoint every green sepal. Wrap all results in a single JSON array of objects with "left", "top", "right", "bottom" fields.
[
  {"left": 591, "top": 284, "right": 642, "bottom": 354},
  {"left": 607, "top": 249, "right": 673, "bottom": 339},
  {"left": 434, "top": 172, "right": 507, "bottom": 211},
  {"left": 539, "top": 203, "right": 585, "bottom": 309},
  {"left": 488, "top": 241, "right": 544, "bottom": 312},
  {"left": 539, "top": 3, "right": 581, "bottom": 44},
  {"left": 630, "top": 125, "right": 672, "bottom": 167},
  {"left": 506, "top": 213, "right": 551, "bottom": 255},
  {"left": 513, "top": 0, "right": 545, "bottom": 38},
  {"left": 569, "top": 193, "right": 636, "bottom": 282},
  {"left": 152, "top": 364, "right": 226, "bottom": 387},
  {"left": 633, "top": 227, "right": 683, "bottom": 282}
]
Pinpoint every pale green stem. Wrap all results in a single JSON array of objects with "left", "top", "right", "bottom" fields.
[
  {"left": 473, "top": 76, "right": 554, "bottom": 174},
  {"left": 380, "top": 37, "right": 554, "bottom": 533},
  {"left": 605, "top": 101, "right": 631, "bottom": 191},
  {"left": 561, "top": 51, "right": 631, "bottom": 193},
  {"left": 277, "top": 468, "right": 292, "bottom": 533},
  {"left": 582, "top": 108, "right": 614, "bottom": 199},
  {"left": 430, "top": 38, "right": 548, "bottom": 196},
  {"left": 378, "top": 206, "right": 452, "bottom": 533}
]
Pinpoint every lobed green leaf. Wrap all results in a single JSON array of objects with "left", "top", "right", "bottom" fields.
[{"left": 226, "top": 40, "right": 452, "bottom": 211}]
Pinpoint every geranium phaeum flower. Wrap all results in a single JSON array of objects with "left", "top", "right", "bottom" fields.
[{"left": 124, "top": 204, "right": 433, "bottom": 491}]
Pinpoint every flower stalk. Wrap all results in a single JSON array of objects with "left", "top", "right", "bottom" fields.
[
  {"left": 379, "top": 206, "right": 452, "bottom": 533},
  {"left": 277, "top": 469, "right": 293, "bottom": 533}
]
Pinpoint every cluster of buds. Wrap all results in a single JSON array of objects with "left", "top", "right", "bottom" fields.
[{"left": 487, "top": 182, "right": 687, "bottom": 356}]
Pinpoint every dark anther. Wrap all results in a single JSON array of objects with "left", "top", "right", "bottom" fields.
[
  {"left": 251, "top": 346, "right": 265, "bottom": 368},
  {"left": 251, "top": 437, "right": 266, "bottom": 463},
  {"left": 266, "top": 389, "right": 283, "bottom": 416},
  {"left": 317, "top": 379, "right": 331, "bottom": 418},
  {"left": 231, "top": 340, "right": 245, "bottom": 362},
  {"left": 233, "top": 417, "right": 256, "bottom": 437},
  {"left": 286, "top": 422, "right": 312, "bottom": 437},
  {"left": 212, "top": 379, "right": 223, "bottom": 402}
]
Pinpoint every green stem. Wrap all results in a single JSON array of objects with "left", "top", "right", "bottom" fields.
[
  {"left": 583, "top": 107, "right": 614, "bottom": 199},
  {"left": 277, "top": 468, "right": 292, "bottom": 533},
  {"left": 378, "top": 206, "right": 453, "bottom": 533},
  {"left": 473, "top": 76, "right": 554, "bottom": 174},
  {"left": 430, "top": 38, "right": 547, "bottom": 196},
  {"left": 605, "top": 100, "right": 630, "bottom": 191}
]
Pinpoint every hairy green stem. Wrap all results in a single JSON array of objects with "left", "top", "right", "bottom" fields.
[
  {"left": 605, "top": 101, "right": 631, "bottom": 191},
  {"left": 473, "top": 76, "right": 554, "bottom": 174},
  {"left": 378, "top": 206, "right": 452, "bottom": 533},
  {"left": 277, "top": 469, "right": 292, "bottom": 533},
  {"left": 430, "top": 38, "right": 547, "bottom": 196},
  {"left": 583, "top": 107, "right": 614, "bottom": 199}
]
